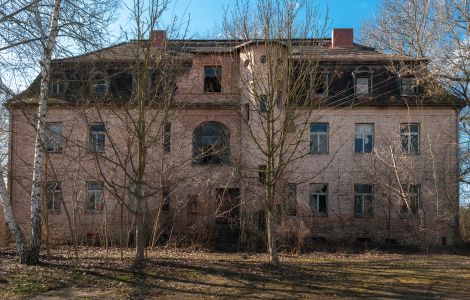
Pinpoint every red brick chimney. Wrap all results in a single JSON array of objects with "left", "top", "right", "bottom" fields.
[
  {"left": 150, "top": 30, "right": 166, "bottom": 48},
  {"left": 331, "top": 28, "right": 353, "bottom": 48}
]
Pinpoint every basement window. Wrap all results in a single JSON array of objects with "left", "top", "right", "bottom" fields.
[{"left": 204, "top": 66, "right": 222, "bottom": 93}]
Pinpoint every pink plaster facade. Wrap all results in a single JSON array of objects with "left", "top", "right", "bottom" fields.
[{"left": 3, "top": 33, "right": 460, "bottom": 247}]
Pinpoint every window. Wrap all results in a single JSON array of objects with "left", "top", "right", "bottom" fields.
[
  {"left": 93, "top": 79, "right": 109, "bottom": 95},
  {"left": 355, "top": 77, "right": 369, "bottom": 96},
  {"left": 164, "top": 122, "right": 171, "bottom": 152},
  {"left": 204, "top": 66, "right": 222, "bottom": 93},
  {"left": 400, "top": 123, "right": 420, "bottom": 154},
  {"left": 310, "top": 123, "right": 329, "bottom": 154},
  {"left": 46, "top": 123, "right": 64, "bottom": 152},
  {"left": 244, "top": 103, "right": 250, "bottom": 121},
  {"left": 313, "top": 74, "right": 327, "bottom": 96},
  {"left": 49, "top": 79, "right": 65, "bottom": 95},
  {"left": 89, "top": 123, "right": 106, "bottom": 152},
  {"left": 46, "top": 181, "right": 62, "bottom": 212},
  {"left": 309, "top": 183, "right": 328, "bottom": 215},
  {"left": 354, "top": 184, "right": 373, "bottom": 217},
  {"left": 259, "top": 94, "right": 268, "bottom": 112},
  {"left": 162, "top": 190, "right": 170, "bottom": 211},
  {"left": 355, "top": 124, "right": 374, "bottom": 153},
  {"left": 401, "top": 77, "right": 417, "bottom": 96},
  {"left": 86, "top": 181, "right": 104, "bottom": 211},
  {"left": 401, "top": 185, "right": 421, "bottom": 214},
  {"left": 187, "top": 195, "right": 198, "bottom": 214},
  {"left": 286, "top": 183, "right": 297, "bottom": 216},
  {"left": 258, "top": 165, "right": 267, "bottom": 184},
  {"left": 193, "top": 122, "right": 230, "bottom": 164}
]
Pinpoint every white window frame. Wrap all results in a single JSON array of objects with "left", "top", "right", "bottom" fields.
[
  {"left": 46, "top": 122, "right": 64, "bottom": 153},
  {"left": 310, "top": 123, "right": 329, "bottom": 154},
  {"left": 46, "top": 181, "right": 62, "bottom": 213},
  {"left": 355, "top": 123, "right": 374, "bottom": 153},
  {"left": 309, "top": 183, "right": 328, "bottom": 215},
  {"left": 400, "top": 123, "right": 420, "bottom": 154},
  {"left": 355, "top": 77, "right": 369, "bottom": 96}
]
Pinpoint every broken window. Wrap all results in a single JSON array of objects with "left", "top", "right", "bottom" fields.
[
  {"left": 193, "top": 121, "right": 230, "bottom": 164},
  {"left": 89, "top": 123, "right": 106, "bottom": 153},
  {"left": 309, "top": 183, "right": 328, "bottom": 215},
  {"left": 286, "top": 183, "right": 297, "bottom": 216},
  {"left": 204, "top": 66, "right": 222, "bottom": 92},
  {"left": 400, "top": 123, "right": 420, "bottom": 154},
  {"left": 401, "top": 184, "right": 421, "bottom": 214},
  {"left": 354, "top": 184, "right": 373, "bottom": 217},
  {"left": 92, "top": 79, "right": 109, "bottom": 95},
  {"left": 46, "top": 181, "right": 62, "bottom": 213},
  {"left": 46, "top": 123, "right": 64, "bottom": 152},
  {"left": 86, "top": 181, "right": 104, "bottom": 211},
  {"left": 401, "top": 77, "right": 417, "bottom": 96},
  {"left": 310, "top": 123, "right": 329, "bottom": 154},
  {"left": 355, "top": 124, "right": 374, "bottom": 153}
]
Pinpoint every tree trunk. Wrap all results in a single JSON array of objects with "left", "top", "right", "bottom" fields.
[
  {"left": 27, "top": 0, "right": 62, "bottom": 265},
  {"left": 134, "top": 184, "right": 145, "bottom": 265}
]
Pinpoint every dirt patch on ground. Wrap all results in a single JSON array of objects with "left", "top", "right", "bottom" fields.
[{"left": 1, "top": 246, "right": 470, "bottom": 299}]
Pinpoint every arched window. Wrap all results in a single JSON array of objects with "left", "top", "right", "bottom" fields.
[{"left": 193, "top": 122, "right": 230, "bottom": 165}]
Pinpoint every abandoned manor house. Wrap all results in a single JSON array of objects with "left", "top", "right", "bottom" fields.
[{"left": 2, "top": 28, "right": 461, "bottom": 248}]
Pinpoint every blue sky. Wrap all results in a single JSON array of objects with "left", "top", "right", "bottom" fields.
[{"left": 116, "top": 0, "right": 379, "bottom": 40}]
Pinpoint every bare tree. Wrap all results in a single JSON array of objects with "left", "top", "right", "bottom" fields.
[
  {"left": 222, "top": 0, "right": 332, "bottom": 264},
  {"left": 0, "top": 0, "right": 117, "bottom": 264}
]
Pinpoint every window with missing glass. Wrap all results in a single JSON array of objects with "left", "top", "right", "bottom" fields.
[
  {"left": 401, "top": 184, "right": 421, "bottom": 214},
  {"left": 355, "top": 124, "right": 374, "bottom": 153},
  {"left": 193, "top": 122, "right": 230, "bottom": 164},
  {"left": 309, "top": 183, "right": 328, "bottom": 215},
  {"left": 354, "top": 184, "right": 373, "bottom": 217},
  {"left": 401, "top": 77, "right": 417, "bottom": 96},
  {"left": 310, "top": 123, "right": 329, "bottom": 154},
  {"left": 400, "top": 123, "right": 420, "bottom": 154},
  {"left": 86, "top": 181, "right": 104, "bottom": 211},
  {"left": 46, "top": 123, "right": 64, "bottom": 152},
  {"left": 204, "top": 66, "right": 222, "bottom": 92},
  {"left": 89, "top": 123, "right": 106, "bottom": 153},
  {"left": 46, "top": 181, "right": 62, "bottom": 212}
]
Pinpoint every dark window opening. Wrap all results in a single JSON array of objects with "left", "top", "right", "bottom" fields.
[
  {"left": 286, "top": 183, "right": 297, "bottom": 216},
  {"left": 442, "top": 236, "right": 447, "bottom": 246},
  {"left": 162, "top": 190, "right": 170, "bottom": 211},
  {"left": 244, "top": 103, "right": 250, "bottom": 121},
  {"left": 187, "top": 195, "right": 198, "bottom": 214},
  {"left": 258, "top": 165, "right": 267, "bottom": 184},
  {"left": 258, "top": 210, "right": 266, "bottom": 231},
  {"left": 193, "top": 122, "right": 230, "bottom": 165},
  {"left": 164, "top": 122, "right": 171, "bottom": 152},
  {"left": 259, "top": 94, "right": 268, "bottom": 112},
  {"left": 204, "top": 66, "right": 222, "bottom": 92}
]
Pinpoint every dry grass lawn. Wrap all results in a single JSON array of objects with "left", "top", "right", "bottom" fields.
[{"left": 1, "top": 246, "right": 470, "bottom": 299}]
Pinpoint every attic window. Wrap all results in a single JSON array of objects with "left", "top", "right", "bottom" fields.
[
  {"left": 401, "top": 77, "right": 418, "bottom": 96},
  {"left": 49, "top": 79, "right": 65, "bottom": 95},
  {"left": 353, "top": 66, "right": 373, "bottom": 96},
  {"left": 204, "top": 66, "right": 222, "bottom": 93},
  {"left": 93, "top": 79, "right": 109, "bottom": 95}
]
